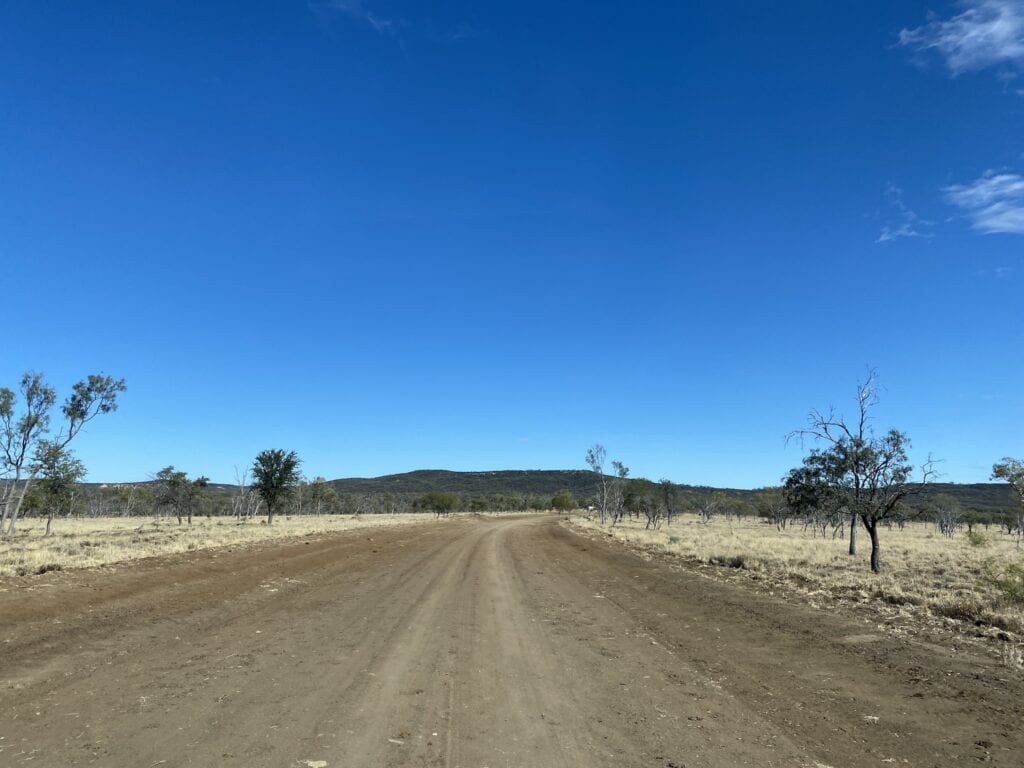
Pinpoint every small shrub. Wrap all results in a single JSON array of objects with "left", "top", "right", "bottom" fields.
[
  {"left": 711, "top": 554, "right": 746, "bottom": 569},
  {"left": 876, "top": 589, "right": 922, "bottom": 606},
  {"left": 967, "top": 531, "right": 988, "bottom": 547},
  {"left": 986, "top": 561, "right": 1024, "bottom": 607},
  {"left": 931, "top": 598, "right": 984, "bottom": 623},
  {"left": 36, "top": 563, "right": 63, "bottom": 575},
  {"left": 668, "top": 536, "right": 680, "bottom": 544}
]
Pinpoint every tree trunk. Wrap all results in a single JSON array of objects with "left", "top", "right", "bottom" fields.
[
  {"left": 45, "top": 512, "right": 53, "bottom": 536},
  {"left": 266, "top": 504, "right": 274, "bottom": 525},
  {"left": 5, "top": 477, "right": 33, "bottom": 537},
  {"left": 187, "top": 510, "right": 192, "bottom": 526},
  {"left": 866, "top": 519, "right": 881, "bottom": 574},
  {"left": 0, "top": 484, "right": 11, "bottom": 538},
  {"left": 848, "top": 510, "right": 858, "bottom": 555}
]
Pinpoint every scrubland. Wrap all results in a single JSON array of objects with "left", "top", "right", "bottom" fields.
[
  {"left": 570, "top": 513, "right": 1024, "bottom": 638},
  {"left": 0, "top": 513, "right": 431, "bottom": 577}
]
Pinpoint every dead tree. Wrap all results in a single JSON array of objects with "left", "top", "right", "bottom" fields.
[
  {"left": 586, "top": 444, "right": 610, "bottom": 525},
  {"left": 695, "top": 493, "right": 721, "bottom": 523}
]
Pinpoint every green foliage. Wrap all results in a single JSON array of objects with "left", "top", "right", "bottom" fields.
[
  {"left": 57, "top": 471, "right": 1022, "bottom": 522},
  {"left": 153, "top": 466, "right": 209, "bottom": 524},
  {"left": 909, "top": 483, "right": 1017, "bottom": 516},
  {"left": 61, "top": 375, "right": 126, "bottom": 444},
  {"left": 992, "top": 458, "right": 1024, "bottom": 499},
  {"left": 992, "top": 459, "right": 1024, "bottom": 537},
  {"left": 551, "top": 489, "right": 575, "bottom": 512},
  {"left": 658, "top": 479, "right": 681, "bottom": 521},
  {"left": 623, "top": 478, "right": 654, "bottom": 509},
  {"left": 0, "top": 374, "right": 58, "bottom": 481},
  {"left": 34, "top": 443, "right": 86, "bottom": 518},
  {"left": 251, "top": 449, "right": 302, "bottom": 524},
  {"left": 1, "top": 371, "right": 124, "bottom": 536},
  {"left": 234, "top": 470, "right": 1010, "bottom": 518},
  {"left": 415, "top": 491, "right": 457, "bottom": 517},
  {"left": 967, "top": 530, "right": 988, "bottom": 547},
  {"left": 307, "top": 476, "right": 338, "bottom": 515},
  {"left": 787, "top": 373, "right": 928, "bottom": 574},
  {"left": 328, "top": 469, "right": 604, "bottom": 498},
  {"left": 960, "top": 509, "right": 982, "bottom": 533},
  {"left": 468, "top": 496, "right": 491, "bottom": 512}
]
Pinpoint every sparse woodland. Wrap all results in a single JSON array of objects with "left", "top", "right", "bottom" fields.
[
  {"left": 2, "top": 369, "right": 1023, "bottom": 645},
  {"left": 577, "top": 374, "right": 1024, "bottom": 646}
]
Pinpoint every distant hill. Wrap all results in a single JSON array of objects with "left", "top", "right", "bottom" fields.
[
  {"left": 328, "top": 469, "right": 601, "bottom": 498},
  {"left": 326, "top": 470, "right": 1017, "bottom": 513},
  {"left": 85, "top": 471, "right": 1018, "bottom": 517},
  {"left": 900, "top": 482, "right": 1018, "bottom": 515}
]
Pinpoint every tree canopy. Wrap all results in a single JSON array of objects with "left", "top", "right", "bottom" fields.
[{"left": 252, "top": 449, "right": 302, "bottom": 525}]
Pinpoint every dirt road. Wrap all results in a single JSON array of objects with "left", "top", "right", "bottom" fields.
[{"left": 1, "top": 515, "right": 1021, "bottom": 767}]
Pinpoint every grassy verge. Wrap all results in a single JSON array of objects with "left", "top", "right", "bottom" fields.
[
  {"left": 0, "top": 514, "right": 436, "bottom": 577},
  {"left": 568, "top": 513, "right": 1024, "bottom": 637}
]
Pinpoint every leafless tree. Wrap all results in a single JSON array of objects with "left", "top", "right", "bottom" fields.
[
  {"left": 610, "top": 461, "right": 629, "bottom": 524},
  {"left": 753, "top": 488, "right": 789, "bottom": 531},
  {"left": 695, "top": 493, "right": 722, "bottom": 523},
  {"left": 586, "top": 444, "right": 610, "bottom": 525},
  {"left": 930, "top": 493, "right": 962, "bottom": 538}
]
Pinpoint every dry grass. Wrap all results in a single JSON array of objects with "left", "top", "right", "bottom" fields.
[
  {"left": 569, "top": 513, "right": 1024, "bottom": 636},
  {"left": 0, "top": 514, "right": 435, "bottom": 577}
]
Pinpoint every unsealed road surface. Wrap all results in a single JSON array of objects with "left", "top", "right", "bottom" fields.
[{"left": 1, "top": 516, "right": 1021, "bottom": 767}]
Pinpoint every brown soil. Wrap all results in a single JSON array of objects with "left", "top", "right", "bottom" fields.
[{"left": 0, "top": 515, "right": 1020, "bottom": 767}]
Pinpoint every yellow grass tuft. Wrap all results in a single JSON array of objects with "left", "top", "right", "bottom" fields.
[
  {"left": 569, "top": 513, "right": 1024, "bottom": 635},
  {"left": 0, "top": 514, "right": 433, "bottom": 577}
]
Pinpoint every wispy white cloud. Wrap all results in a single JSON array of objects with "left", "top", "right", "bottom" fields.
[
  {"left": 899, "top": 0, "right": 1024, "bottom": 75},
  {"left": 877, "top": 184, "right": 933, "bottom": 243},
  {"left": 430, "top": 22, "right": 480, "bottom": 44},
  {"left": 313, "top": 2, "right": 477, "bottom": 46},
  {"left": 976, "top": 265, "right": 1016, "bottom": 277},
  {"left": 944, "top": 171, "right": 1024, "bottom": 233},
  {"left": 319, "top": 0, "right": 402, "bottom": 36}
]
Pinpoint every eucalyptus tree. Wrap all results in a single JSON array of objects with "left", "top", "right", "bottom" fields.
[
  {"left": 34, "top": 442, "right": 86, "bottom": 536},
  {"left": 753, "top": 487, "right": 789, "bottom": 531},
  {"left": 0, "top": 372, "right": 125, "bottom": 536},
  {"left": 252, "top": 449, "right": 302, "bottom": 525},
  {"left": 551, "top": 489, "right": 575, "bottom": 514},
  {"left": 308, "top": 476, "right": 338, "bottom": 516},
  {"left": 624, "top": 478, "right": 661, "bottom": 529},
  {"left": 610, "top": 460, "right": 629, "bottom": 524},
  {"left": 416, "top": 491, "right": 457, "bottom": 518},
  {"left": 658, "top": 479, "right": 681, "bottom": 526},
  {"left": 585, "top": 444, "right": 610, "bottom": 524},
  {"left": 788, "top": 372, "right": 935, "bottom": 573},
  {"left": 784, "top": 462, "right": 844, "bottom": 538},
  {"left": 992, "top": 458, "right": 1024, "bottom": 547},
  {"left": 154, "top": 466, "right": 209, "bottom": 525}
]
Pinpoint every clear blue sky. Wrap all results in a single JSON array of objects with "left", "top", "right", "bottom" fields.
[{"left": 1, "top": 1, "right": 1021, "bottom": 487}]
